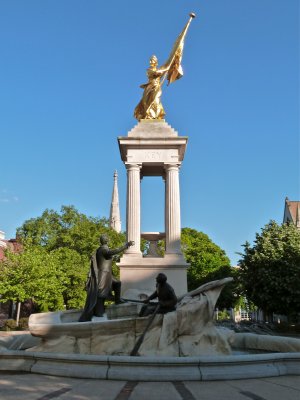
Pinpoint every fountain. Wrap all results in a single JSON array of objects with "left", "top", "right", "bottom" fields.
[
  {"left": 1, "top": 276, "right": 300, "bottom": 381},
  {"left": 1, "top": 13, "right": 300, "bottom": 381}
]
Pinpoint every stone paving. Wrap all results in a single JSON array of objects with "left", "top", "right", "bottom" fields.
[{"left": 0, "top": 373, "right": 300, "bottom": 400}]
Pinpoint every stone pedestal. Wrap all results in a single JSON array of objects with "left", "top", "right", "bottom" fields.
[{"left": 118, "top": 120, "right": 189, "bottom": 296}]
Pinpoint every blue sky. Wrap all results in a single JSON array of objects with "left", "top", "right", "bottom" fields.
[{"left": 0, "top": 0, "right": 299, "bottom": 265}]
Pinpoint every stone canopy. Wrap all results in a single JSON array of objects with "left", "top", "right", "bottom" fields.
[{"left": 117, "top": 120, "right": 189, "bottom": 296}]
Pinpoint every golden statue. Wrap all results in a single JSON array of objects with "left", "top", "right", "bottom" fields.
[{"left": 134, "top": 13, "right": 196, "bottom": 121}]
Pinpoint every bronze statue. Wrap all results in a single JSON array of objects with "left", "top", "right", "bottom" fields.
[
  {"left": 139, "top": 273, "right": 177, "bottom": 317},
  {"left": 79, "top": 235, "right": 134, "bottom": 322},
  {"left": 134, "top": 13, "right": 196, "bottom": 121}
]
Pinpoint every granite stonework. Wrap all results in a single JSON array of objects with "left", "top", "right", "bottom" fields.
[
  {"left": 25, "top": 279, "right": 234, "bottom": 357},
  {"left": 1, "top": 349, "right": 300, "bottom": 381},
  {"left": 232, "top": 332, "right": 300, "bottom": 353},
  {"left": 118, "top": 120, "right": 190, "bottom": 296},
  {"left": 21, "top": 278, "right": 300, "bottom": 359},
  {"left": 2, "top": 279, "right": 300, "bottom": 381}
]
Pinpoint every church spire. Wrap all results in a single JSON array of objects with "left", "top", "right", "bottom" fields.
[{"left": 109, "top": 170, "right": 121, "bottom": 233}]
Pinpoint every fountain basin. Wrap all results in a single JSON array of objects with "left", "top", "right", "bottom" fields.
[
  {"left": 0, "top": 347, "right": 300, "bottom": 381},
  {"left": 1, "top": 319, "right": 300, "bottom": 380},
  {"left": 1, "top": 276, "right": 300, "bottom": 380},
  {"left": 26, "top": 282, "right": 236, "bottom": 357}
]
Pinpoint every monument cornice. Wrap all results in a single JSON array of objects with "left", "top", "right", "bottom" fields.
[{"left": 118, "top": 136, "right": 188, "bottom": 163}]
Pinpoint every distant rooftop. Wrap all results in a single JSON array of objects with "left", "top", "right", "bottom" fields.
[
  {"left": 283, "top": 197, "right": 300, "bottom": 228},
  {"left": 0, "top": 230, "right": 22, "bottom": 260}
]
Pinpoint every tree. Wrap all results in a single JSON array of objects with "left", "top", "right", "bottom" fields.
[
  {"left": 1, "top": 207, "right": 241, "bottom": 314},
  {"left": 0, "top": 244, "right": 66, "bottom": 312},
  {"left": 0, "top": 206, "right": 127, "bottom": 314},
  {"left": 50, "top": 247, "right": 89, "bottom": 309},
  {"left": 182, "top": 227, "right": 230, "bottom": 287},
  {"left": 17, "top": 205, "right": 126, "bottom": 257},
  {"left": 181, "top": 228, "right": 239, "bottom": 308},
  {"left": 238, "top": 221, "right": 300, "bottom": 321},
  {"left": 17, "top": 205, "right": 126, "bottom": 277}
]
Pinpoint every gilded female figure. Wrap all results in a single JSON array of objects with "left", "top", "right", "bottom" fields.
[
  {"left": 134, "top": 55, "right": 169, "bottom": 121},
  {"left": 133, "top": 13, "right": 195, "bottom": 121}
]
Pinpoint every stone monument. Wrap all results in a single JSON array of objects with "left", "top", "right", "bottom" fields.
[
  {"left": 117, "top": 121, "right": 189, "bottom": 296},
  {"left": 117, "top": 14, "right": 196, "bottom": 296},
  {"left": 2, "top": 14, "right": 300, "bottom": 382}
]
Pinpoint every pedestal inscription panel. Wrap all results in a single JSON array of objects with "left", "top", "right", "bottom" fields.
[{"left": 127, "top": 149, "right": 178, "bottom": 163}]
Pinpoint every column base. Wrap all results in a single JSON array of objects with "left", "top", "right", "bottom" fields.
[
  {"left": 120, "top": 252, "right": 143, "bottom": 261},
  {"left": 117, "top": 255, "right": 189, "bottom": 297}
]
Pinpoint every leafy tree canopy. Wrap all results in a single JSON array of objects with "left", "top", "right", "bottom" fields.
[
  {"left": 0, "top": 245, "right": 66, "bottom": 311},
  {"left": 17, "top": 205, "right": 125, "bottom": 257},
  {"left": 181, "top": 227, "right": 239, "bottom": 308},
  {"left": 0, "top": 206, "right": 126, "bottom": 312},
  {"left": 238, "top": 221, "right": 300, "bottom": 320},
  {"left": 1, "top": 207, "right": 240, "bottom": 313},
  {"left": 182, "top": 227, "right": 231, "bottom": 285}
]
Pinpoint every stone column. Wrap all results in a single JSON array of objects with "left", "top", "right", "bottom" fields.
[
  {"left": 165, "top": 163, "right": 182, "bottom": 254},
  {"left": 126, "top": 163, "right": 141, "bottom": 255}
]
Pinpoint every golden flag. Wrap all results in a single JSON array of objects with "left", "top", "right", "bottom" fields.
[{"left": 164, "top": 13, "right": 195, "bottom": 85}]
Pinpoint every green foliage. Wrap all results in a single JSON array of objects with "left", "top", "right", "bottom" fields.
[
  {"left": 0, "top": 205, "right": 127, "bottom": 313},
  {"left": 0, "top": 245, "right": 66, "bottom": 311},
  {"left": 2, "top": 317, "right": 29, "bottom": 331},
  {"left": 17, "top": 205, "right": 125, "bottom": 257},
  {"left": 238, "top": 221, "right": 300, "bottom": 320},
  {"left": 0, "top": 206, "right": 243, "bottom": 315},
  {"left": 50, "top": 247, "right": 89, "bottom": 309},
  {"left": 216, "top": 310, "right": 231, "bottom": 320},
  {"left": 234, "top": 296, "right": 256, "bottom": 312},
  {"left": 3, "top": 319, "right": 17, "bottom": 331},
  {"left": 181, "top": 227, "right": 239, "bottom": 308},
  {"left": 202, "top": 265, "right": 241, "bottom": 309},
  {"left": 182, "top": 228, "right": 231, "bottom": 285}
]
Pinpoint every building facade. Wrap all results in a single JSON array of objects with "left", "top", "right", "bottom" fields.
[{"left": 283, "top": 197, "right": 300, "bottom": 229}]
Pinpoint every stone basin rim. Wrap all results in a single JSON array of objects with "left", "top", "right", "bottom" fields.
[
  {"left": 3, "top": 349, "right": 300, "bottom": 362},
  {"left": 1, "top": 348, "right": 300, "bottom": 381}
]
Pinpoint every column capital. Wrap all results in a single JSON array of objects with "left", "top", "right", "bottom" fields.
[
  {"left": 125, "top": 163, "right": 142, "bottom": 171},
  {"left": 164, "top": 163, "right": 181, "bottom": 171}
]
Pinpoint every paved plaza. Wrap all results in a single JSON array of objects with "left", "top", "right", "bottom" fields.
[{"left": 0, "top": 372, "right": 300, "bottom": 400}]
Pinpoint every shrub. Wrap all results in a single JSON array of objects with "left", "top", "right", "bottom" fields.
[{"left": 3, "top": 317, "right": 29, "bottom": 331}]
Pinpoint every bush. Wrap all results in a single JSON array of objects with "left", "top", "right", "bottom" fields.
[
  {"left": 18, "top": 317, "right": 29, "bottom": 330},
  {"left": 2, "top": 317, "right": 29, "bottom": 331},
  {"left": 3, "top": 319, "right": 17, "bottom": 331},
  {"left": 216, "top": 310, "right": 231, "bottom": 320}
]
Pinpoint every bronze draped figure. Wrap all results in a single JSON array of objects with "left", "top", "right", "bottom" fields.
[{"left": 79, "top": 235, "right": 134, "bottom": 322}]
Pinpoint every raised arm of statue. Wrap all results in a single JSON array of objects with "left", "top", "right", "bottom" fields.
[
  {"left": 134, "top": 13, "right": 195, "bottom": 121},
  {"left": 105, "top": 241, "right": 134, "bottom": 257}
]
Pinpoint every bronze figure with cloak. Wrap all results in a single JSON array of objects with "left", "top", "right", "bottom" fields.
[{"left": 79, "top": 234, "right": 134, "bottom": 322}]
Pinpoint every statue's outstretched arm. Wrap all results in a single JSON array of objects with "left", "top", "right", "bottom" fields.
[
  {"left": 104, "top": 244, "right": 127, "bottom": 257},
  {"left": 105, "top": 241, "right": 134, "bottom": 257}
]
